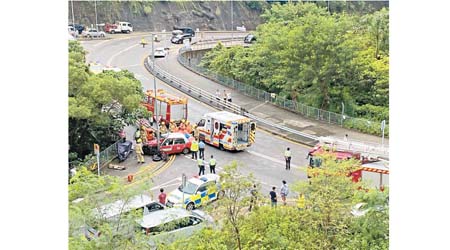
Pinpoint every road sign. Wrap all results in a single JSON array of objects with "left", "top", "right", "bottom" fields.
[{"left": 94, "top": 144, "right": 100, "bottom": 155}]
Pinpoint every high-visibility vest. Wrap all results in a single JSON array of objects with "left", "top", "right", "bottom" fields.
[
  {"left": 191, "top": 141, "right": 199, "bottom": 151},
  {"left": 284, "top": 150, "right": 291, "bottom": 157},
  {"left": 297, "top": 194, "right": 305, "bottom": 209},
  {"left": 209, "top": 158, "right": 216, "bottom": 166},
  {"left": 197, "top": 158, "right": 204, "bottom": 166}
]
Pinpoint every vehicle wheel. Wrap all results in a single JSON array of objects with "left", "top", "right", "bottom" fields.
[
  {"left": 126, "top": 30, "right": 130, "bottom": 34},
  {"left": 182, "top": 148, "right": 190, "bottom": 155},
  {"left": 186, "top": 202, "right": 195, "bottom": 211},
  {"left": 219, "top": 144, "right": 224, "bottom": 151},
  {"left": 111, "top": 30, "right": 115, "bottom": 34},
  {"left": 217, "top": 190, "right": 225, "bottom": 199},
  {"left": 100, "top": 34, "right": 105, "bottom": 38}
]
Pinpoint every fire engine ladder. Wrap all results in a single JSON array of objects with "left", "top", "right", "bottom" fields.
[{"left": 318, "top": 136, "right": 389, "bottom": 160}]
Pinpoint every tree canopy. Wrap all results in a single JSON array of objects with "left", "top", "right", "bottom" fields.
[
  {"left": 68, "top": 41, "right": 147, "bottom": 160},
  {"left": 200, "top": 3, "right": 389, "bottom": 123}
]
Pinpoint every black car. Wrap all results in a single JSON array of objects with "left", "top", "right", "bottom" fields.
[
  {"left": 69, "top": 24, "right": 85, "bottom": 35},
  {"left": 172, "top": 26, "right": 195, "bottom": 37},
  {"left": 244, "top": 34, "right": 256, "bottom": 44},
  {"left": 171, "top": 34, "right": 192, "bottom": 44}
]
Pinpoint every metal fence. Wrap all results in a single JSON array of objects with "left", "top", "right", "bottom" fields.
[
  {"left": 178, "top": 44, "right": 388, "bottom": 136},
  {"left": 69, "top": 139, "right": 122, "bottom": 172}
]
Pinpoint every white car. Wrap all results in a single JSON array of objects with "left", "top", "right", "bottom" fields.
[
  {"left": 166, "top": 174, "right": 222, "bottom": 210},
  {"left": 138, "top": 208, "right": 214, "bottom": 249},
  {"left": 153, "top": 47, "right": 167, "bottom": 58},
  {"left": 83, "top": 29, "right": 106, "bottom": 38}
]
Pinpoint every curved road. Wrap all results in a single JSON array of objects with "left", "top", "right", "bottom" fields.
[{"left": 81, "top": 33, "right": 311, "bottom": 197}]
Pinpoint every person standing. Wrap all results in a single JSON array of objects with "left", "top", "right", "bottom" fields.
[
  {"left": 134, "top": 128, "right": 141, "bottom": 143},
  {"left": 269, "top": 187, "right": 277, "bottom": 207},
  {"left": 226, "top": 91, "right": 232, "bottom": 102},
  {"left": 190, "top": 139, "right": 199, "bottom": 159},
  {"left": 193, "top": 124, "right": 199, "bottom": 139},
  {"left": 280, "top": 180, "right": 289, "bottom": 206},
  {"left": 215, "top": 89, "right": 221, "bottom": 101},
  {"left": 135, "top": 139, "right": 145, "bottom": 164},
  {"left": 297, "top": 193, "right": 306, "bottom": 210},
  {"left": 198, "top": 140, "right": 206, "bottom": 159},
  {"left": 284, "top": 147, "right": 292, "bottom": 170},
  {"left": 197, "top": 156, "right": 205, "bottom": 176},
  {"left": 209, "top": 155, "right": 216, "bottom": 174},
  {"left": 223, "top": 90, "right": 227, "bottom": 102},
  {"left": 249, "top": 184, "right": 257, "bottom": 212},
  {"left": 158, "top": 188, "right": 167, "bottom": 205}
]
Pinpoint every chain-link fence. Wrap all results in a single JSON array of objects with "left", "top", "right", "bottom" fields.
[
  {"left": 178, "top": 49, "right": 388, "bottom": 137},
  {"left": 69, "top": 139, "right": 123, "bottom": 173}
]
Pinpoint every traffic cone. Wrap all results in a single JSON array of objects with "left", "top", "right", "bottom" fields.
[{"left": 127, "top": 174, "right": 134, "bottom": 182}]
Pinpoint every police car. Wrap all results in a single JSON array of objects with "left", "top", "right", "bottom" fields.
[{"left": 166, "top": 174, "right": 223, "bottom": 210}]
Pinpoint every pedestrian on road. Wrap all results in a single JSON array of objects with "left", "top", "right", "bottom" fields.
[
  {"left": 190, "top": 139, "right": 199, "bottom": 159},
  {"left": 270, "top": 187, "right": 277, "bottom": 207},
  {"left": 209, "top": 155, "right": 216, "bottom": 174},
  {"left": 226, "top": 91, "right": 232, "bottom": 102},
  {"left": 158, "top": 188, "right": 167, "bottom": 205},
  {"left": 135, "top": 139, "right": 145, "bottom": 164},
  {"left": 223, "top": 90, "right": 227, "bottom": 102},
  {"left": 344, "top": 134, "right": 349, "bottom": 141},
  {"left": 198, "top": 156, "right": 205, "bottom": 176},
  {"left": 249, "top": 184, "right": 257, "bottom": 212},
  {"left": 280, "top": 180, "right": 289, "bottom": 206},
  {"left": 199, "top": 140, "right": 206, "bottom": 159},
  {"left": 284, "top": 147, "right": 292, "bottom": 170}
]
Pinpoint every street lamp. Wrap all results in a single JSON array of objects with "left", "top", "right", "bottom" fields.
[
  {"left": 71, "top": 0, "right": 75, "bottom": 26},
  {"left": 341, "top": 102, "right": 345, "bottom": 126},
  {"left": 94, "top": 0, "right": 98, "bottom": 30},
  {"left": 151, "top": 33, "right": 161, "bottom": 152},
  {"left": 230, "top": 0, "right": 233, "bottom": 45}
]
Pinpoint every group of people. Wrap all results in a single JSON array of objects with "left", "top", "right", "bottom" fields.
[
  {"left": 215, "top": 89, "right": 232, "bottom": 103},
  {"left": 190, "top": 138, "right": 217, "bottom": 175},
  {"left": 159, "top": 119, "right": 197, "bottom": 136}
]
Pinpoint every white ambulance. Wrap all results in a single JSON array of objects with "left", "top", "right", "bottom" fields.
[{"left": 196, "top": 111, "right": 256, "bottom": 151}]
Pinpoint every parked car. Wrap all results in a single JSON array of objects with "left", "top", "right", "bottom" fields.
[
  {"left": 82, "top": 29, "right": 106, "bottom": 38},
  {"left": 166, "top": 174, "right": 222, "bottom": 210},
  {"left": 244, "top": 34, "right": 256, "bottom": 44},
  {"left": 153, "top": 47, "right": 167, "bottom": 58},
  {"left": 138, "top": 208, "right": 214, "bottom": 249},
  {"left": 69, "top": 24, "right": 85, "bottom": 34},
  {"left": 171, "top": 34, "right": 192, "bottom": 44},
  {"left": 74, "top": 194, "right": 165, "bottom": 240}
]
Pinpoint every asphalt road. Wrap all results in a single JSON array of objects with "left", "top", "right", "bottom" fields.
[{"left": 80, "top": 33, "right": 312, "bottom": 199}]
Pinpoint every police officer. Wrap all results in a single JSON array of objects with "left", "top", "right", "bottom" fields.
[
  {"left": 190, "top": 139, "right": 199, "bottom": 159},
  {"left": 197, "top": 156, "right": 205, "bottom": 176},
  {"left": 284, "top": 147, "right": 292, "bottom": 170},
  {"left": 209, "top": 155, "right": 216, "bottom": 174},
  {"left": 135, "top": 139, "right": 145, "bottom": 164},
  {"left": 198, "top": 140, "right": 206, "bottom": 159}
]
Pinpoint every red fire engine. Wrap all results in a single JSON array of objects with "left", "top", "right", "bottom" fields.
[{"left": 141, "top": 89, "right": 188, "bottom": 125}]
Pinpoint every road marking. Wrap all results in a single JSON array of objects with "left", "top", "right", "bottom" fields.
[
  {"left": 107, "top": 43, "right": 140, "bottom": 66},
  {"left": 151, "top": 182, "right": 181, "bottom": 191},
  {"left": 256, "top": 128, "right": 311, "bottom": 149},
  {"left": 246, "top": 150, "right": 285, "bottom": 167},
  {"left": 122, "top": 63, "right": 142, "bottom": 68},
  {"left": 151, "top": 177, "right": 181, "bottom": 191}
]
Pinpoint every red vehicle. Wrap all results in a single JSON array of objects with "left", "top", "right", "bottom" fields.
[
  {"left": 307, "top": 144, "right": 389, "bottom": 189},
  {"left": 143, "top": 133, "right": 192, "bottom": 156},
  {"left": 141, "top": 89, "right": 188, "bottom": 125}
]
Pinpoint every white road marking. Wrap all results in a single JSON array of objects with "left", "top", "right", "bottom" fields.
[
  {"left": 106, "top": 43, "right": 140, "bottom": 66},
  {"left": 150, "top": 177, "right": 181, "bottom": 191},
  {"left": 121, "top": 63, "right": 142, "bottom": 68},
  {"left": 246, "top": 150, "right": 284, "bottom": 167},
  {"left": 151, "top": 182, "right": 181, "bottom": 191}
]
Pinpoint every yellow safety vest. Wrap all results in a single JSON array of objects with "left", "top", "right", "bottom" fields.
[
  {"left": 191, "top": 141, "right": 199, "bottom": 151},
  {"left": 297, "top": 194, "right": 305, "bottom": 209},
  {"left": 209, "top": 158, "right": 216, "bottom": 166},
  {"left": 197, "top": 158, "right": 204, "bottom": 166},
  {"left": 284, "top": 150, "right": 291, "bottom": 157}
]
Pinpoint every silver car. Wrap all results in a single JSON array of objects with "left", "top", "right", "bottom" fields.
[
  {"left": 83, "top": 29, "right": 106, "bottom": 38},
  {"left": 137, "top": 208, "right": 214, "bottom": 249}
]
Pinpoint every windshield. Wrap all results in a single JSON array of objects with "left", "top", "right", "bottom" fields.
[{"left": 179, "top": 181, "right": 198, "bottom": 195}]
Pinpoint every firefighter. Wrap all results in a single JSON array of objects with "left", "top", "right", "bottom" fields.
[
  {"left": 134, "top": 128, "right": 141, "bottom": 143},
  {"left": 135, "top": 139, "right": 145, "bottom": 164},
  {"left": 179, "top": 119, "right": 186, "bottom": 132},
  {"left": 197, "top": 156, "right": 205, "bottom": 176},
  {"left": 169, "top": 121, "right": 178, "bottom": 133},
  {"left": 193, "top": 124, "right": 199, "bottom": 139},
  {"left": 140, "top": 125, "right": 148, "bottom": 143},
  {"left": 190, "top": 139, "right": 199, "bottom": 159},
  {"left": 186, "top": 121, "right": 192, "bottom": 134},
  {"left": 159, "top": 121, "right": 168, "bottom": 134}
]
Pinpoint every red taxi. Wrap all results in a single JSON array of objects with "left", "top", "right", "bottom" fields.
[{"left": 143, "top": 133, "right": 192, "bottom": 155}]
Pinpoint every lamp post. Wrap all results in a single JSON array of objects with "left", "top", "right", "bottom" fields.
[
  {"left": 231, "top": 0, "right": 233, "bottom": 45},
  {"left": 341, "top": 102, "right": 345, "bottom": 126},
  {"left": 71, "top": 0, "right": 75, "bottom": 26},
  {"left": 152, "top": 33, "right": 160, "bottom": 152},
  {"left": 94, "top": 0, "right": 98, "bottom": 30}
]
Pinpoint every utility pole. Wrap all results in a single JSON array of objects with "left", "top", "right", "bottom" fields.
[
  {"left": 152, "top": 33, "right": 161, "bottom": 152},
  {"left": 71, "top": 0, "right": 75, "bottom": 26},
  {"left": 94, "top": 0, "right": 98, "bottom": 30},
  {"left": 231, "top": 0, "right": 233, "bottom": 45},
  {"left": 341, "top": 102, "right": 345, "bottom": 126}
]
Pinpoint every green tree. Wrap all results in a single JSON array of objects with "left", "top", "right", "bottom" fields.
[{"left": 68, "top": 41, "right": 146, "bottom": 160}]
